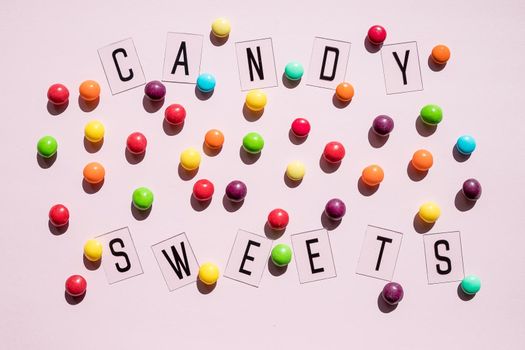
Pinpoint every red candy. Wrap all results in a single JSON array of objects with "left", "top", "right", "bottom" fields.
[
  {"left": 49, "top": 204, "right": 70, "bottom": 227},
  {"left": 47, "top": 83, "right": 70, "bottom": 105},
  {"left": 267, "top": 208, "right": 289, "bottom": 230},
  {"left": 164, "top": 104, "right": 186, "bottom": 125},
  {"left": 65, "top": 275, "right": 87, "bottom": 297},
  {"left": 126, "top": 132, "right": 147, "bottom": 154},
  {"left": 323, "top": 141, "right": 346, "bottom": 163},
  {"left": 193, "top": 179, "right": 214, "bottom": 201},
  {"left": 367, "top": 25, "right": 387, "bottom": 45},
  {"left": 291, "top": 118, "right": 311, "bottom": 138}
]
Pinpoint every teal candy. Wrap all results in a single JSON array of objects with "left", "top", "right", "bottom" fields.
[
  {"left": 420, "top": 104, "right": 443, "bottom": 125},
  {"left": 196, "top": 73, "right": 216, "bottom": 93},
  {"left": 284, "top": 61, "right": 304, "bottom": 81},
  {"left": 461, "top": 275, "right": 481, "bottom": 295},
  {"left": 456, "top": 135, "right": 476, "bottom": 155}
]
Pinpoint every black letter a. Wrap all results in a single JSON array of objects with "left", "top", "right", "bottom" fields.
[{"left": 171, "top": 41, "right": 189, "bottom": 76}]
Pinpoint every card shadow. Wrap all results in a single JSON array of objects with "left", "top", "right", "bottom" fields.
[
  {"left": 64, "top": 290, "right": 86, "bottom": 305},
  {"left": 364, "top": 36, "right": 382, "bottom": 53},
  {"left": 239, "top": 146, "right": 261, "bottom": 165},
  {"left": 190, "top": 194, "right": 211, "bottom": 212},
  {"left": 130, "top": 202, "right": 152, "bottom": 220},
  {"left": 82, "top": 179, "right": 104, "bottom": 194},
  {"left": 428, "top": 55, "right": 446, "bottom": 72},
  {"left": 36, "top": 153, "right": 57, "bottom": 169},
  {"left": 267, "top": 256, "right": 288, "bottom": 276},
  {"left": 377, "top": 291, "right": 398, "bottom": 313},
  {"left": 47, "top": 101, "right": 69, "bottom": 115},
  {"left": 452, "top": 145, "right": 471, "bottom": 163},
  {"left": 162, "top": 119, "right": 184, "bottom": 136},
  {"left": 78, "top": 96, "right": 99, "bottom": 112},
  {"left": 415, "top": 116, "right": 437, "bottom": 137},
  {"left": 406, "top": 161, "right": 428, "bottom": 182},
  {"left": 454, "top": 190, "right": 476, "bottom": 212},
  {"left": 197, "top": 279, "right": 216, "bottom": 294},
  {"left": 457, "top": 284, "right": 475, "bottom": 301},
  {"left": 413, "top": 213, "right": 435, "bottom": 234},
  {"left": 242, "top": 104, "right": 264, "bottom": 122},
  {"left": 125, "top": 148, "right": 145, "bottom": 164},
  {"left": 178, "top": 164, "right": 198, "bottom": 181},
  {"left": 358, "top": 177, "right": 379, "bottom": 196},
  {"left": 83, "top": 255, "right": 101, "bottom": 271},
  {"left": 264, "top": 222, "right": 285, "bottom": 239},
  {"left": 195, "top": 86, "right": 214, "bottom": 101},
  {"left": 48, "top": 220, "right": 68, "bottom": 235},
  {"left": 321, "top": 211, "right": 342, "bottom": 231},
  {"left": 368, "top": 127, "right": 389, "bottom": 148},
  {"left": 209, "top": 31, "right": 228, "bottom": 46},
  {"left": 142, "top": 95, "right": 164, "bottom": 113},
  {"left": 84, "top": 138, "right": 104, "bottom": 153},
  {"left": 222, "top": 194, "right": 244, "bottom": 212},
  {"left": 282, "top": 73, "right": 301, "bottom": 89}
]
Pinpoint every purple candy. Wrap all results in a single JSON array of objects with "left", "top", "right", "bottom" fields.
[
  {"left": 324, "top": 198, "right": 346, "bottom": 220},
  {"left": 144, "top": 80, "right": 166, "bottom": 101},
  {"left": 225, "top": 180, "right": 247, "bottom": 202},
  {"left": 462, "top": 178, "right": 482, "bottom": 201},
  {"left": 372, "top": 115, "right": 394, "bottom": 136},
  {"left": 382, "top": 282, "right": 404, "bottom": 305}
]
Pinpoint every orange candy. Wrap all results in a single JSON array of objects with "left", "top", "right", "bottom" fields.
[
  {"left": 411, "top": 150, "right": 433, "bottom": 171},
  {"left": 83, "top": 162, "right": 105, "bottom": 184},
  {"left": 204, "top": 129, "right": 224, "bottom": 149},
  {"left": 79, "top": 80, "right": 101, "bottom": 101},
  {"left": 431, "top": 45, "right": 450, "bottom": 65},
  {"left": 362, "top": 164, "right": 384, "bottom": 186},
  {"left": 335, "top": 82, "right": 354, "bottom": 102}
]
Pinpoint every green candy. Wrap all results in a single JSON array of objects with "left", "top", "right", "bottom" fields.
[
  {"left": 242, "top": 132, "right": 264, "bottom": 154},
  {"left": 420, "top": 104, "right": 443, "bottom": 125},
  {"left": 284, "top": 61, "right": 304, "bottom": 81},
  {"left": 132, "top": 187, "right": 154, "bottom": 210},
  {"left": 37, "top": 135, "right": 58, "bottom": 158},
  {"left": 271, "top": 244, "right": 292, "bottom": 267},
  {"left": 461, "top": 275, "right": 481, "bottom": 295}
]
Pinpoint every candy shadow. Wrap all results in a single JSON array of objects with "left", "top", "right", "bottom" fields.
[
  {"left": 36, "top": 153, "right": 57, "bottom": 169},
  {"left": 332, "top": 94, "right": 350, "bottom": 109},
  {"left": 264, "top": 222, "right": 285, "bottom": 239},
  {"left": 190, "top": 194, "right": 211, "bottom": 212},
  {"left": 454, "top": 190, "right": 476, "bottom": 212},
  {"left": 142, "top": 95, "right": 164, "bottom": 113},
  {"left": 209, "top": 31, "right": 228, "bottom": 46},
  {"left": 84, "top": 138, "right": 103, "bottom": 153},
  {"left": 368, "top": 127, "right": 389, "bottom": 148},
  {"left": 406, "top": 161, "right": 428, "bottom": 182},
  {"left": 202, "top": 142, "right": 222, "bottom": 157},
  {"left": 357, "top": 177, "right": 379, "bottom": 196},
  {"left": 64, "top": 291, "right": 86, "bottom": 305},
  {"left": 178, "top": 164, "right": 198, "bottom": 181},
  {"left": 78, "top": 96, "right": 99, "bottom": 112},
  {"left": 321, "top": 211, "right": 341, "bottom": 231},
  {"left": 428, "top": 55, "right": 446, "bottom": 72},
  {"left": 82, "top": 179, "right": 104, "bottom": 194},
  {"left": 283, "top": 172, "right": 302, "bottom": 188},
  {"left": 242, "top": 104, "right": 264, "bottom": 122},
  {"left": 194, "top": 86, "right": 214, "bottom": 101},
  {"left": 364, "top": 36, "right": 382, "bottom": 54},
  {"left": 162, "top": 119, "right": 184, "bottom": 136},
  {"left": 48, "top": 220, "right": 68, "bottom": 235},
  {"left": 268, "top": 256, "right": 288, "bottom": 277},
  {"left": 377, "top": 291, "right": 398, "bottom": 313},
  {"left": 457, "top": 284, "right": 475, "bottom": 301},
  {"left": 452, "top": 145, "right": 471, "bottom": 163},
  {"left": 288, "top": 129, "right": 307, "bottom": 145},
  {"left": 83, "top": 255, "right": 101, "bottom": 271},
  {"left": 130, "top": 202, "right": 152, "bottom": 220},
  {"left": 413, "top": 213, "right": 434, "bottom": 234},
  {"left": 125, "top": 148, "right": 145, "bottom": 164},
  {"left": 282, "top": 73, "right": 301, "bottom": 89},
  {"left": 197, "top": 279, "right": 216, "bottom": 294},
  {"left": 239, "top": 146, "right": 261, "bottom": 165},
  {"left": 415, "top": 116, "right": 437, "bottom": 137},
  {"left": 319, "top": 155, "right": 341, "bottom": 173},
  {"left": 47, "top": 101, "right": 69, "bottom": 116},
  {"left": 222, "top": 194, "right": 244, "bottom": 212}
]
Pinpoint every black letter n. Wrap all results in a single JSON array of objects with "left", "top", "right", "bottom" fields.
[{"left": 247, "top": 47, "right": 264, "bottom": 81}]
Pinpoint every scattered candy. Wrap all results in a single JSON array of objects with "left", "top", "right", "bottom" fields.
[
  {"left": 37, "top": 135, "right": 58, "bottom": 158},
  {"left": 324, "top": 198, "right": 346, "bottom": 220},
  {"left": 47, "top": 83, "right": 69, "bottom": 105},
  {"left": 193, "top": 179, "right": 214, "bottom": 201},
  {"left": 420, "top": 104, "right": 443, "bottom": 125},
  {"left": 271, "top": 244, "right": 293, "bottom": 267},
  {"left": 144, "top": 80, "right": 166, "bottom": 101},
  {"left": 225, "top": 180, "right": 247, "bottom": 202},
  {"left": 49, "top": 204, "right": 69, "bottom": 227},
  {"left": 460, "top": 275, "right": 481, "bottom": 295},
  {"left": 462, "top": 178, "right": 482, "bottom": 201},
  {"left": 367, "top": 25, "right": 387, "bottom": 45},
  {"left": 242, "top": 132, "right": 264, "bottom": 154},
  {"left": 411, "top": 149, "right": 433, "bottom": 171},
  {"left": 245, "top": 89, "right": 267, "bottom": 111},
  {"left": 382, "top": 282, "right": 404, "bottom": 305},
  {"left": 418, "top": 201, "right": 441, "bottom": 223},
  {"left": 211, "top": 17, "right": 231, "bottom": 38},
  {"left": 361, "top": 164, "right": 384, "bottom": 186},
  {"left": 286, "top": 161, "right": 306, "bottom": 181},
  {"left": 83, "top": 162, "right": 105, "bottom": 184},
  {"left": 84, "top": 120, "right": 105, "bottom": 143},
  {"left": 126, "top": 132, "right": 147, "bottom": 154},
  {"left": 268, "top": 208, "right": 289, "bottom": 230},
  {"left": 335, "top": 82, "right": 354, "bottom": 102},
  {"left": 456, "top": 135, "right": 476, "bottom": 155},
  {"left": 372, "top": 115, "right": 394, "bottom": 136},
  {"left": 83, "top": 239, "right": 103, "bottom": 262},
  {"left": 431, "top": 44, "right": 451, "bottom": 65},
  {"left": 284, "top": 61, "right": 304, "bottom": 81},
  {"left": 204, "top": 129, "right": 224, "bottom": 149},
  {"left": 323, "top": 141, "right": 345, "bottom": 163},
  {"left": 164, "top": 103, "right": 186, "bottom": 125},
  {"left": 79, "top": 80, "right": 100, "bottom": 101},
  {"left": 196, "top": 73, "right": 216, "bottom": 93},
  {"left": 132, "top": 187, "right": 154, "bottom": 210},
  {"left": 291, "top": 118, "right": 311, "bottom": 138},
  {"left": 180, "top": 147, "right": 201, "bottom": 171},
  {"left": 65, "top": 274, "right": 87, "bottom": 297},
  {"left": 198, "top": 262, "right": 220, "bottom": 285}
]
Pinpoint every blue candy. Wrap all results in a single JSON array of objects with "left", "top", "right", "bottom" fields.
[
  {"left": 456, "top": 135, "right": 476, "bottom": 155},
  {"left": 196, "top": 73, "right": 216, "bottom": 93}
]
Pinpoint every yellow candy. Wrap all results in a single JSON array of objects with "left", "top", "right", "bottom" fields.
[
  {"left": 245, "top": 90, "right": 267, "bottom": 111},
  {"left": 198, "top": 262, "right": 220, "bottom": 285},
  {"left": 83, "top": 239, "right": 103, "bottom": 262},
  {"left": 84, "top": 120, "right": 105, "bottom": 143},
  {"left": 211, "top": 17, "right": 231, "bottom": 38},
  {"left": 286, "top": 161, "right": 306, "bottom": 181},
  {"left": 180, "top": 147, "right": 201, "bottom": 171},
  {"left": 418, "top": 201, "right": 441, "bottom": 223}
]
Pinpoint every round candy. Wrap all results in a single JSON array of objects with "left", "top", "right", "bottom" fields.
[
  {"left": 362, "top": 164, "right": 384, "bottom": 186},
  {"left": 291, "top": 118, "right": 311, "bottom": 138},
  {"left": 164, "top": 104, "right": 186, "bottom": 125},
  {"left": 65, "top": 274, "right": 87, "bottom": 297},
  {"left": 83, "top": 162, "right": 105, "bottom": 184},
  {"left": 411, "top": 149, "right": 433, "bottom": 171},
  {"left": 420, "top": 104, "right": 443, "bottom": 125},
  {"left": 199, "top": 262, "right": 220, "bottom": 285},
  {"left": 367, "top": 25, "right": 387, "bottom": 45},
  {"left": 37, "top": 135, "right": 58, "bottom": 158},
  {"left": 132, "top": 187, "right": 154, "bottom": 210},
  {"left": 79, "top": 80, "right": 100, "bottom": 101},
  {"left": 180, "top": 147, "right": 201, "bottom": 171},
  {"left": 49, "top": 204, "right": 69, "bottom": 227},
  {"left": 335, "top": 82, "right": 354, "bottom": 102},
  {"left": 83, "top": 239, "right": 103, "bottom": 262},
  {"left": 462, "top": 178, "right": 482, "bottom": 201},
  {"left": 242, "top": 132, "right": 264, "bottom": 154},
  {"left": 225, "top": 180, "right": 247, "bottom": 202},
  {"left": 286, "top": 161, "right": 306, "bottom": 181},
  {"left": 126, "top": 132, "right": 147, "bottom": 154},
  {"left": 284, "top": 61, "right": 304, "bottom": 81},
  {"left": 456, "top": 135, "right": 476, "bottom": 155},
  {"left": 324, "top": 198, "right": 346, "bottom": 220},
  {"left": 47, "top": 83, "right": 69, "bottom": 105},
  {"left": 193, "top": 179, "right": 214, "bottom": 201},
  {"left": 460, "top": 275, "right": 481, "bottom": 295},
  {"left": 245, "top": 90, "right": 267, "bottom": 111},
  {"left": 211, "top": 17, "right": 231, "bottom": 38},
  {"left": 84, "top": 120, "right": 105, "bottom": 143},
  {"left": 431, "top": 44, "right": 451, "bottom": 65},
  {"left": 372, "top": 115, "right": 394, "bottom": 136},
  {"left": 204, "top": 129, "right": 224, "bottom": 149},
  {"left": 418, "top": 201, "right": 441, "bottom": 223},
  {"left": 196, "top": 73, "right": 216, "bottom": 93},
  {"left": 144, "top": 80, "right": 166, "bottom": 101},
  {"left": 323, "top": 141, "right": 345, "bottom": 163},
  {"left": 268, "top": 208, "right": 289, "bottom": 230},
  {"left": 382, "top": 282, "right": 404, "bottom": 305},
  {"left": 271, "top": 244, "right": 293, "bottom": 267}
]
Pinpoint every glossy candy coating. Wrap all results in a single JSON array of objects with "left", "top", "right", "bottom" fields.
[
  {"left": 65, "top": 274, "right": 87, "bottom": 297},
  {"left": 225, "top": 180, "right": 247, "bottom": 202},
  {"left": 284, "top": 61, "right": 304, "bottom": 81},
  {"left": 362, "top": 164, "right": 384, "bottom": 186},
  {"left": 418, "top": 201, "right": 441, "bottom": 223},
  {"left": 144, "top": 80, "right": 166, "bottom": 101},
  {"left": 83, "top": 162, "right": 105, "bottom": 184},
  {"left": 242, "top": 132, "right": 264, "bottom": 154},
  {"left": 372, "top": 115, "right": 394, "bottom": 136},
  {"left": 211, "top": 18, "right": 231, "bottom": 38},
  {"left": 324, "top": 198, "right": 346, "bottom": 220},
  {"left": 323, "top": 141, "right": 345, "bottom": 163},
  {"left": 83, "top": 239, "right": 103, "bottom": 262},
  {"left": 420, "top": 104, "right": 443, "bottom": 125},
  {"left": 268, "top": 208, "right": 289, "bottom": 230},
  {"left": 335, "top": 82, "right": 354, "bottom": 102},
  {"left": 431, "top": 45, "right": 451, "bottom": 65},
  {"left": 180, "top": 147, "right": 201, "bottom": 171},
  {"left": 462, "top": 178, "right": 482, "bottom": 201},
  {"left": 196, "top": 73, "right": 216, "bottom": 93},
  {"left": 461, "top": 275, "right": 481, "bottom": 295},
  {"left": 456, "top": 135, "right": 476, "bottom": 155},
  {"left": 79, "top": 80, "right": 100, "bottom": 101},
  {"left": 126, "top": 132, "right": 147, "bottom": 154},
  {"left": 271, "top": 244, "right": 293, "bottom": 267},
  {"left": 164, "top": 104, "right": 186, "bottom": 125},
  {"left": 286, "top": 161, "right": 306, "bottom": 181},
  {"left": 84, "top": 120, "right": 105, "bottom": 143},
  {"left": 204, "top": 129, "right": 224, "bottom": 149},
  {"left": 37, "top": 135, "right": 58, "bottom": 158},
  {"left": 411, "top": 149, "right": 433, "bottom": 171},
  {"left": 382, "top": 282, "right": 404, "bottom": 305},
  {"left": 199, "top": 262, "right": 220, "bottom": 285},
  {"left": 193, "top": 179, "right": 214, "bottom": 201},
  {"left": 47, "top": 83, "right": 69, "bottom": 105},
  {"left": 291, "top": 118, "right": 311, "bottom": 138},
  {"left": 49, "top": 204, "right": 69, "bottom": 227},
  {"left": 368, "top": 25, "right": 387, "bottom": 45},
  {"left": 245, "top": 90, "right": 267, "bottom": 111},
  {"left": 132, "top": 187, "right": 154, "bottom": 210}
]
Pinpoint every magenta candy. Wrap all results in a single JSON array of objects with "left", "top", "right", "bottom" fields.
[
  {"left": 462, "top": 178, "right": 482, "bottom": 201},
  {"left": 144, "top": 80, "right": 166, "bottom": 101},
  {"left": 225, "top": 180, "right": 247, "bottom": 202},
  {"left": 382, "top": 282, "right": 404, "bottom": 305},
  {"left": 324, "top": 198, "right": 346, "bottom": 220},
  {"left": 372, "top": 115, "right": 394, "bottom": 136}
]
